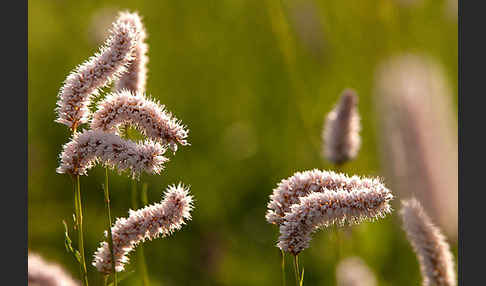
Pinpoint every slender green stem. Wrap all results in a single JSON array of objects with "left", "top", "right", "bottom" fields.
[
  {"left": 131, "top": 181, "right": 150, "bottom": 285},
  {"left": 75, "top": 175, "right": 89, "bottom": 286},
  {"left": 131, "top": 180, "right": 138, "bottom": 209},
  {"left": 72, "top": 178, "right": 83, "bottom": 278},
  {"left": 139, "top": 183, "right": 150, "bottom": 286},
  {"left": 138, "top": 242, "right": 150, "bottom": 286},
  {"left": 293, "top": 255, "right": 300, "bottom": 286},
  {"left": 281, "top": 249, "right": 286, "bottom": 286},
  {"left": 104, "top": 168, "right": 117, "bottom": 286}
]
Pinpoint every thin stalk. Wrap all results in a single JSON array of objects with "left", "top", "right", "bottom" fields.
[
  {"left": 75, "top": 175, "right": 89, "bottom": 286},
  {"left": 72, "top": 178, "right": 83, "bottom": 278},
  {"left": 281, "top": 249, "right": 286, "bottom": 286},
  {"left": 139, "top": 183, "right": 150, "bottom": 286},
  {"left": 104, "top": 167, "right": 117, "bottom": 286},
  {"left": 131, "top": 180, "right": 138, "bottom": 209},
  {"left": 263, "top": 0, "right": 321, "bottom": 157},
  {"left": 293, "top": 255, "right": 300, "bottom": 286}
]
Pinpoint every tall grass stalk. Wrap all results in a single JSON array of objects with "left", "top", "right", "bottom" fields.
[
  {"left": 74, "top": 175, "right": 89, "bottom": 286},
  {"left": 139, "top": 183, "right": 151, "bottom": 286},
  {"left": 281, "top": 249, "right": 286, "bottom": 286},
  {"left": 131, "top": 181, "right": 150, "bottom": 286},
  {"left": 263, "top": 0, "right": 321, "bottom": 156},
  {"left": 103, "top": 167, "right": 117, "bottom": 286},
  {"left": 292, "top": 255, "right": 301, "bottom": 286}
]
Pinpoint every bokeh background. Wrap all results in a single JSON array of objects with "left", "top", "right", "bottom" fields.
[{"left": 28, "top": 0, "right": 458, "bottom": 285}]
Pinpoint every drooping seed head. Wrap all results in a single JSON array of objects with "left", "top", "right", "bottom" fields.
[
  {"left": 400, "top": 198, "right": 456, "bottom": 286},
  {"left": 266, "top": 169, "right": 389, "bottom": 226},
  {"left": 55, "top": 16, "right": 140, "bottom": 131},
  {"left": 56, "top": 129, "right": 168, "bottom": 179},
  {"left": 91, "top": 90, "right": 189, "bottom": 152},
  {"left": 277, "top": 186, "right": 393, "bottom": 255},
  {"left": 92, "top": 184, "right": 194, "bottom": 273},
  {"left": 28, "top": 252, "right": 79, "bottom": 286},
  {"left": 322, "top": 89, "right": 361, "bottom": 165},
  {"left": 113, "top": 11, "right": 148, "bottom": 94}
]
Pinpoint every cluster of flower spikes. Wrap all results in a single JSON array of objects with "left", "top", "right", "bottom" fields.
[
  {"left": 55, "top": 10, "right": 195, "bottom": 275},
  {"left": 56, "top": 11, "right": 189, "bottom": 179},
  {"left": 266, "top": 169, "right": 393, "bottom": 255}
]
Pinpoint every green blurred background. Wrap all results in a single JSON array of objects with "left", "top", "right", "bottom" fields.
[{"left": 28, "top": 0, "right": 457, "bottom": 285}]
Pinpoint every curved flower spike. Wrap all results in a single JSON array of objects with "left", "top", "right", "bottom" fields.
[
  {"left": 277, "top": 187, "right": 393, "bottom": 255},
  {"left": 28, "top": 252, "right": 79, "bottom": 286},
  {"left": 55, "top": 16, "right": 139, "bottom": 131},
  {"left": 56, "top": 129, "right": 168, "bottom": 178},
  {"left": 400, "top": 198, "right": 456, "bottom": 286},
  {"left": 93, "top": 184, "right": 194, "bottom": 273},
  {"left": 322, "top": 88, "right": 361, "bottom": 165},
  {"left": 114, "top": 11, "right": 148, "bottom": 93},
  {"left": 91, "top": 89, "right": 189, "bottom": 152},
  {"left": 266, "top": 169, "right": 389, "bottom": 226}
]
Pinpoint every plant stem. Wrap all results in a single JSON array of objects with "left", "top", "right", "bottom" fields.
[
  {"left": 131, "top": 179, "right": 138, "bottom": 209},
  {"left": 293, "top": 255, "right": 300, "bottom": 286},
  {"left": 281, "top": 249, "right": 286, "bottom": 286},
  {"left": 75, "top": 175, "right": 89, "bottom": 286},
  {"left": 139, "top": 182, "right": 150, "bottom": 286},
  {"left": 104, "top": 168, "right": 117, "bottom": 286}
]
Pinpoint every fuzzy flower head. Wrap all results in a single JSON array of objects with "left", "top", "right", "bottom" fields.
[
  {"left": 374, "top": 54, "right": 457, "bottom": 239},
  {"left": 91, "top": 90, "right": 189, "bottom": 152},
  {"left": 266, "top": 169, "right": 389, "bottom": 226},
  {"left": 322, "top": 89, "right": 361, "bottom": 165},
  {"left": 336, "top": 257, "right": 377, "bottom": 286},
  {"left": 114, "top": 11, "right": 148, "bottom": 94},
  {"left": 277, "top": 186, "right": 393, "bottom": 255},
  {"left": 28, "top": 252, "right": 79, "bottom": 286},
  {"left": 400, "top": 198, "right": 456, "bottom": 286},
  {"left": 55, "top": 16, "right": 140, "bottom": 131},
  {"left": 56, "top": 129, "right": 168, "bottom": 178},
  {"left": 93, "top": 184, "right": 194, "bottom": 273}
]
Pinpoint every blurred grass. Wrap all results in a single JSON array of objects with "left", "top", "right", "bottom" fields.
[{"left": 28, "top": 0, "right": 457, "bottom": 285}]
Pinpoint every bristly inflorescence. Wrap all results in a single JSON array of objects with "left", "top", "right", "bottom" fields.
[
  {"left": 400, "top": 198, "right": 456, "bottom": 286},
  {"left": 56, "top": 129, "right": 168, "bottom": 178},
  {"left": 92, "top": 184, "right": 194, "bottom": 273},
  {"left": 28, "top": 252, "right": 79, "bottom": 286},
  {"left": 90, "top": 89, "right": 189, "bottom": 152},
  {"left": 55, "top": 16, "right": 140, "bottom": 131},
  {"left": 277, "top": 185, "right": 393, "bottom": 255},
  {"left": 336, "top": 257, "right": 377, "bottom": 286},
  {"left": 374, "top": 54, "right": 457, "bottom": 240},
  {"left": 322, "top": 89, "right": 361, "bottom": 165},
  {"left": 114, "top": 11, "right": 148, "bottom": 94},
  {"left": 266, "top": 169, "right": 390, "bottom": 226}
]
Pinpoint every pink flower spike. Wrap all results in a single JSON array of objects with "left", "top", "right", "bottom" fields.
[
  {"left": 91, "top": 90, "right": 189, "bottom": 152},
  {"left": 322, "top": 88, "right": 361, "bottom": 165},
  {"left": 28, "top": 252, "right": 79, "bottom": 286},
  {"left": 56, "top": 129, "right": 168, "bottom": 179},
  {"left": 93, "top": 184, "right": 194, "bottom": 273},
  {"left": 114, "top": 11, "right": 149, "bottom": 94},
  {"left": 55, "top": 15, "right": 140, "bottom": 131},
  {"left": 277, "top": 187, "right": 393, "bottom": 255},
  {"left": 266, "top": 169, "right": 389, "bottom": 226},
  {"left": 400, "top": 198, "right": 456, "bottom": 286}
]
